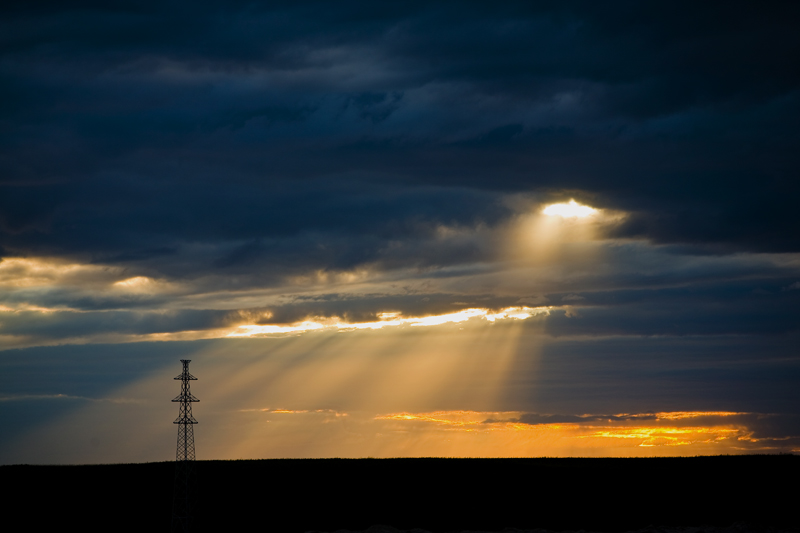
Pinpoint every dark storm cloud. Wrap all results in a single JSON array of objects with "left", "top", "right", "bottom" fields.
[
  {"left": 1, "top": 0, "right": 799, "bottom": 348},
  {"left": 2, "top": 0, "right": 799, "bottom": 274},
  {"left": 2, "top": 176, "right": 507, "bottom": 280}
]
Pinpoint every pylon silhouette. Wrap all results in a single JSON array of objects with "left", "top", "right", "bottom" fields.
[{"left": 172, "top": 359, "right": 198, "bottom": 532}]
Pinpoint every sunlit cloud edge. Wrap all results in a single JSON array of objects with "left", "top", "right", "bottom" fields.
[{"left": 226, "top": 306, "right": 550, "bottom": 338}]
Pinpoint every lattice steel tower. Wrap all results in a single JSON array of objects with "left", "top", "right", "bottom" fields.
[{"left": 172, "top": 359, "right": 198, "bottom": 533}]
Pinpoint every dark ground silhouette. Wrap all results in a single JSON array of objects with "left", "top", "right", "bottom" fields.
[{"left": 3, "top": 456, "right": 797, "bottom": 533}]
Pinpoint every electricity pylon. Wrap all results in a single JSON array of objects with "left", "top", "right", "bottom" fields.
[{"left": 172, "top": 359, "right": 198, "bottom": 533}]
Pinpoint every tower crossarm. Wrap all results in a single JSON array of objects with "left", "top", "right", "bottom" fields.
[{"left": 172, "top": 393, "right": 200, "bottom": 402}]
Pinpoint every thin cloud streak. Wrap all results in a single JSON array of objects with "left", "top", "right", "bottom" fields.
[{"left": 227, "top": 306, "right": 548, "bottom": 337}]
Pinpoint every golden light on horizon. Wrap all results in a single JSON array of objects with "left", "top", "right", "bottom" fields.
[
  {"left": 654, "top": 411, "right": 745, "bottom": 420},
  {"left": 543, "top": 199, "right": 598, "bottom": 218},
  {"left": 581, "top": 426, "right": 744, "bottom": 447},
  {"left": 375, "top": 410, "right": 488, "bottom": 428},
  {"left": 359, "top": 409, "right": 759, "bottom": 456}
]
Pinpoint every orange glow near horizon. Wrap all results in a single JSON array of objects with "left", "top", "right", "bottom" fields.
[
  {"left": 188, "top": 407, "right": 783, "bottom": 458},
  {"left": 361, "top": 409, "right": 764, "bottom": 456},
  {"left": 653, "top": 411, "right": 745, "bottom": 420},
  {"left": 375, "top": 410, "right": 489, "bottom": 429},
  {"left": 581, "top": 426, "right": 745, "bottom": 447}
]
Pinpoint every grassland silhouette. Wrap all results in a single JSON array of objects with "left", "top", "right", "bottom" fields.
[{"left": 2, "top": 456, "right": 797, "bottom": 532}]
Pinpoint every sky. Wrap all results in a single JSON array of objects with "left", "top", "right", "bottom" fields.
[{"left": 1, "top": 1, "right": 800, "bottom": 463}]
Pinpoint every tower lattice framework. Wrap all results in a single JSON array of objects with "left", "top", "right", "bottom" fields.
[{"left": 172, "top": 359, "right": 199, "bottom": 533}]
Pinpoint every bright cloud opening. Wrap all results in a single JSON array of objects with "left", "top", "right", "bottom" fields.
[{"left": 543, "top": 199, "right": 598, "bottom": 218}]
